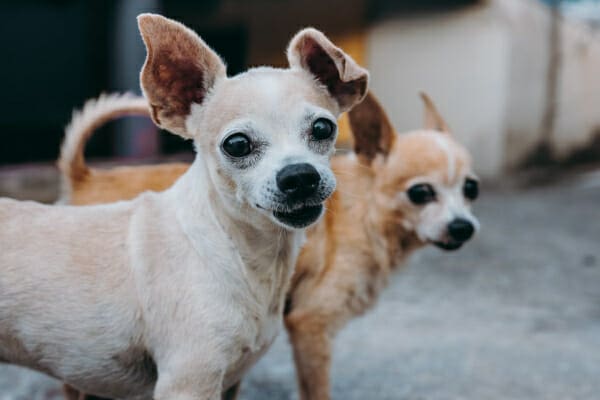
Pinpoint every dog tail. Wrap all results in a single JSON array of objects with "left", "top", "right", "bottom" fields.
[{"left": 58, "top": 93, "right": 150, "bottom": 199}]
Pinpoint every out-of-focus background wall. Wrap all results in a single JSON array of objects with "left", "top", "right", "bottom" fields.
[
  {"left": 1, "top": 0, "right": 598, "bottom": 178},
  {"left": 368, "top": 0, "right": 600, "bottom": 176}
]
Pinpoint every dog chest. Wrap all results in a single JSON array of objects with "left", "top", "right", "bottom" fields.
[{"left": 224, "top": 310, "right": 281, "bottom": 387}]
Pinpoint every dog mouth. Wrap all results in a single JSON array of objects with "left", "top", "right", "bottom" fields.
[
  {"left": 272, "top": 204, "right": 324, "bottom": 229},
  {"left": 433, "top": 240, "right": 464, "bottom": 251}
]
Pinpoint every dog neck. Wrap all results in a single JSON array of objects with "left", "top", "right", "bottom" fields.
[
  {"left": 364, "top": 204, "right": 422, "bottom": 271},
  {"left": 346, "top": 165, "right": 421, "bottom": 272},
  {"left": 169, "top": 157, "right": 303, "bottom": 315},
  {"left": 331, "top": 154, "right": 419, "bottom": 271}
]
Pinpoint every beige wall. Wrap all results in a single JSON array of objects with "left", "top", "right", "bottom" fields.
[
  {"left": 502, "top": 0, "right": 551, "bottom": 168},
  {"left": 366, "top": 3, "right": 510, "bottom": 177},
  {"left": 503, "top": 0, "right": 600, "bottom": 165},
  {"left": 553, "top": 20, "right": 600, "bottom": 159},
  {"left": 366, "top": 0, "right": 600, "bottom": 177}
]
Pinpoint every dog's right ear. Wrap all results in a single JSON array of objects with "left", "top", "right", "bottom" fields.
[
  {"left": 287, "top": 28, "right": 369, "bottom": 113},
  {"left": 348, "top": 91, "right": 395, "bottom": 163},
  {"left": 138, "top": 14, "right": 226, "bottom": 138},
  {"left": 420, "top": 92, "right": 450, "bottom": 134}
]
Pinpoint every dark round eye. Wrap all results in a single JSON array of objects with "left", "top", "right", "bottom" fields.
[
  {"left": 463, "top": 178, "right": 479, "bottom": 200},
  {"left": 407, "top": 184, "right": 436, "bottom": 205},
  {"left": 311, "top": 118, "right": 335, "bottom": 140},
  {"left": 222, "top": 133, "right": 252, "bottom": 158}
]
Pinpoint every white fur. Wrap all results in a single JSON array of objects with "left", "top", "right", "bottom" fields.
[
  {"left": 406, "top": 176, "right": 479, "bottom": 244},
  {"left": 0, "top": 157, "right": 301, "bottom": 399},
  {"left": 431, "top": 132, "right": 456, "bottom": 182},
  {"left": 401, "top": 162, "right": 479, "bottom": 246}
]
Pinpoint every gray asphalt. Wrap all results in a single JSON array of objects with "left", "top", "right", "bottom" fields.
[{"left": 1, "top": 173, "right": 599, "bottom": 400}]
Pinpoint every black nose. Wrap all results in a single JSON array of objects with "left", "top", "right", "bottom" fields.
[
  {"left": 276, "top": 163, "right": 321, "bottom": 200},
  {"left": 447, "top": 218, "right": 474, "bottom": 242}
]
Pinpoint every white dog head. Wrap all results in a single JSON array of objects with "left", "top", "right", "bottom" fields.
[{"left": 138, "top": 15, "right": 369, "bottom": 229}]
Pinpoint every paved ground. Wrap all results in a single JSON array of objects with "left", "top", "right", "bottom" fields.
[{"left": 1, "top": 168, "right": 599, "bottom": 399}]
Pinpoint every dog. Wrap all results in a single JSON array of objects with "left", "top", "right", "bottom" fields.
[
  {"left": 0, "top": 13, "right": 368, "bottom": 400},
  {"left": 285, "top": 91, "right": 480, "bottom": 400},
  {"left": 57, "top": 90, "right": 479, "bottom": 400}
]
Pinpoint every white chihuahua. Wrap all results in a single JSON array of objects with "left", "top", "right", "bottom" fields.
[{"left": 0, "top": 14, "right": 368, "bottom": 400}]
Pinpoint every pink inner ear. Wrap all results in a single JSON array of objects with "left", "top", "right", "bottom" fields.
[
  {"left": 304, "top": 40, "right": 339, "bottom": 89},
  {"left": 303, "top": 39, "right": 366, "bottom": 107},
  {"left": 149, "top": 49, "right": 205, "bottom": 123}
]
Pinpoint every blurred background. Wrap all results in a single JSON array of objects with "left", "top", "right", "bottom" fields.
[
  {"left": 1, "top": 0, "right": 599, "bottom": 177},
  {"left": 0, "top": 1, "right": 599, "bottom": 399}
]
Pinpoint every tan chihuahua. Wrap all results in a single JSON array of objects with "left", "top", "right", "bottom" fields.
[
  {"left": 285, "top": 91, "right": 480, "bottom": 400},
  {"left": 0, "top": 13, "right": 368, "bottom": 400},
  {"left": 58, "top": 91, "right": 478, "bottom": 400}
]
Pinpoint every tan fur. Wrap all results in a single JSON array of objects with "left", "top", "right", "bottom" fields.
[
  {"left": 0, "top": 14, "right": 369, "bottom": 400},
  {"left": 421, "top": 91, "right": 451, "bottom": 133},
  {"left": 286, "top": 93, "right": 479, "bottom": 400},
  {"left": 57, "top": 93, "right": 190, "bottom": 206},
  {"left": 67, "top": 163, "right": 190, "bottom": 206},
  {"left": 59, "top": 91, "right": 478, "bottom": 400}
]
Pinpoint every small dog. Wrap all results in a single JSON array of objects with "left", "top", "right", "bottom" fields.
[
  {"left": 0, "top": 13, "right": 368, "bottom": 400},
  {"left": 285, "top": 91, "right": 480, "bottom": 400},
  {"left": 57, "top": 90, "right": 479, "bottom": 400}
]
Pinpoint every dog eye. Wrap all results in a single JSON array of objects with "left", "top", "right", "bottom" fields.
[
  {"left": 222, "top": 133, "right": 252, "bottom": 158},
  {"left": 311, "top": 118, "right": 335, "bottom": 140},
  {"left": 463, "top": 178, "right": 479, "bottom": 200},
  {"left": 407, "top": 184, "right": 436, "bottom": 205}
]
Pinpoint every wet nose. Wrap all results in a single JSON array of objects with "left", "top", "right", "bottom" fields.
[
  {"left": 276, "top": 163, "right": 321, "bottom": 200},
  {"left": 448, "top": 218, "right": 475, "bottom": 242}
]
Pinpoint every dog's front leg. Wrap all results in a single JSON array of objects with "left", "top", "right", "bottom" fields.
[
  {"left": 286, "top": 311, "right": 334, "bottom": 400},
  {"left": 221, "top": 381, "right": 241, "bottom": 400},
  {"left": 62, "top": 384, "right": 112, "bottom": 400},
  {"left": 153, "top": 363, "right": 225, "bottom": 400}
]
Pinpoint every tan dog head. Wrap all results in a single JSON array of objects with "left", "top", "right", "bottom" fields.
[
  {"left": 138, "top": 14, "right": 368, "bottom": 229},
  {"left": 350, "top": 92, "right": 479, "bottom": 251}
]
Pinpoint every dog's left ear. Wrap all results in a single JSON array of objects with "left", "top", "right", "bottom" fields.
[
  {"left": 420, "top": 92, "right": 451, "bottom": 133},
  {"left": 287, "top": 28, "right": 369, "bottom": 113},
  {"left": 348, "top": 91, "right": 395, "bottom": 162}
]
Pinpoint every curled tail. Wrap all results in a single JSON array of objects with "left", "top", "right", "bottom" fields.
[{"left": 58, "top": 93, "right": 150, "bottom": 200}]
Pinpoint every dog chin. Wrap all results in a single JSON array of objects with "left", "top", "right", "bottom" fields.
[
  {"left": 432, "top": 239, "right": 464, "bottom": 251},
  {"left": 272, "top": 204, "right": 324, "bottom": 229}
]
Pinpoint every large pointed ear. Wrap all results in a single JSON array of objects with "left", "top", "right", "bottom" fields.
[
  {"left": 420, "top": 92, "right": 450, "bottom": 133},
  {"left": 348, "top": 91, "right": 395, "bottom": 162},
  {"left": 138, "top": 14, "right": 226, "bottom": 138},
  {"left": 287, "top": 28, "right": 369, "bottom": 113}
]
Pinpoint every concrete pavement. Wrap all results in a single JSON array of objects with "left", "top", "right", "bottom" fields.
[{"left": 1, "top": 175, "right": 599, "bottom": 399}]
